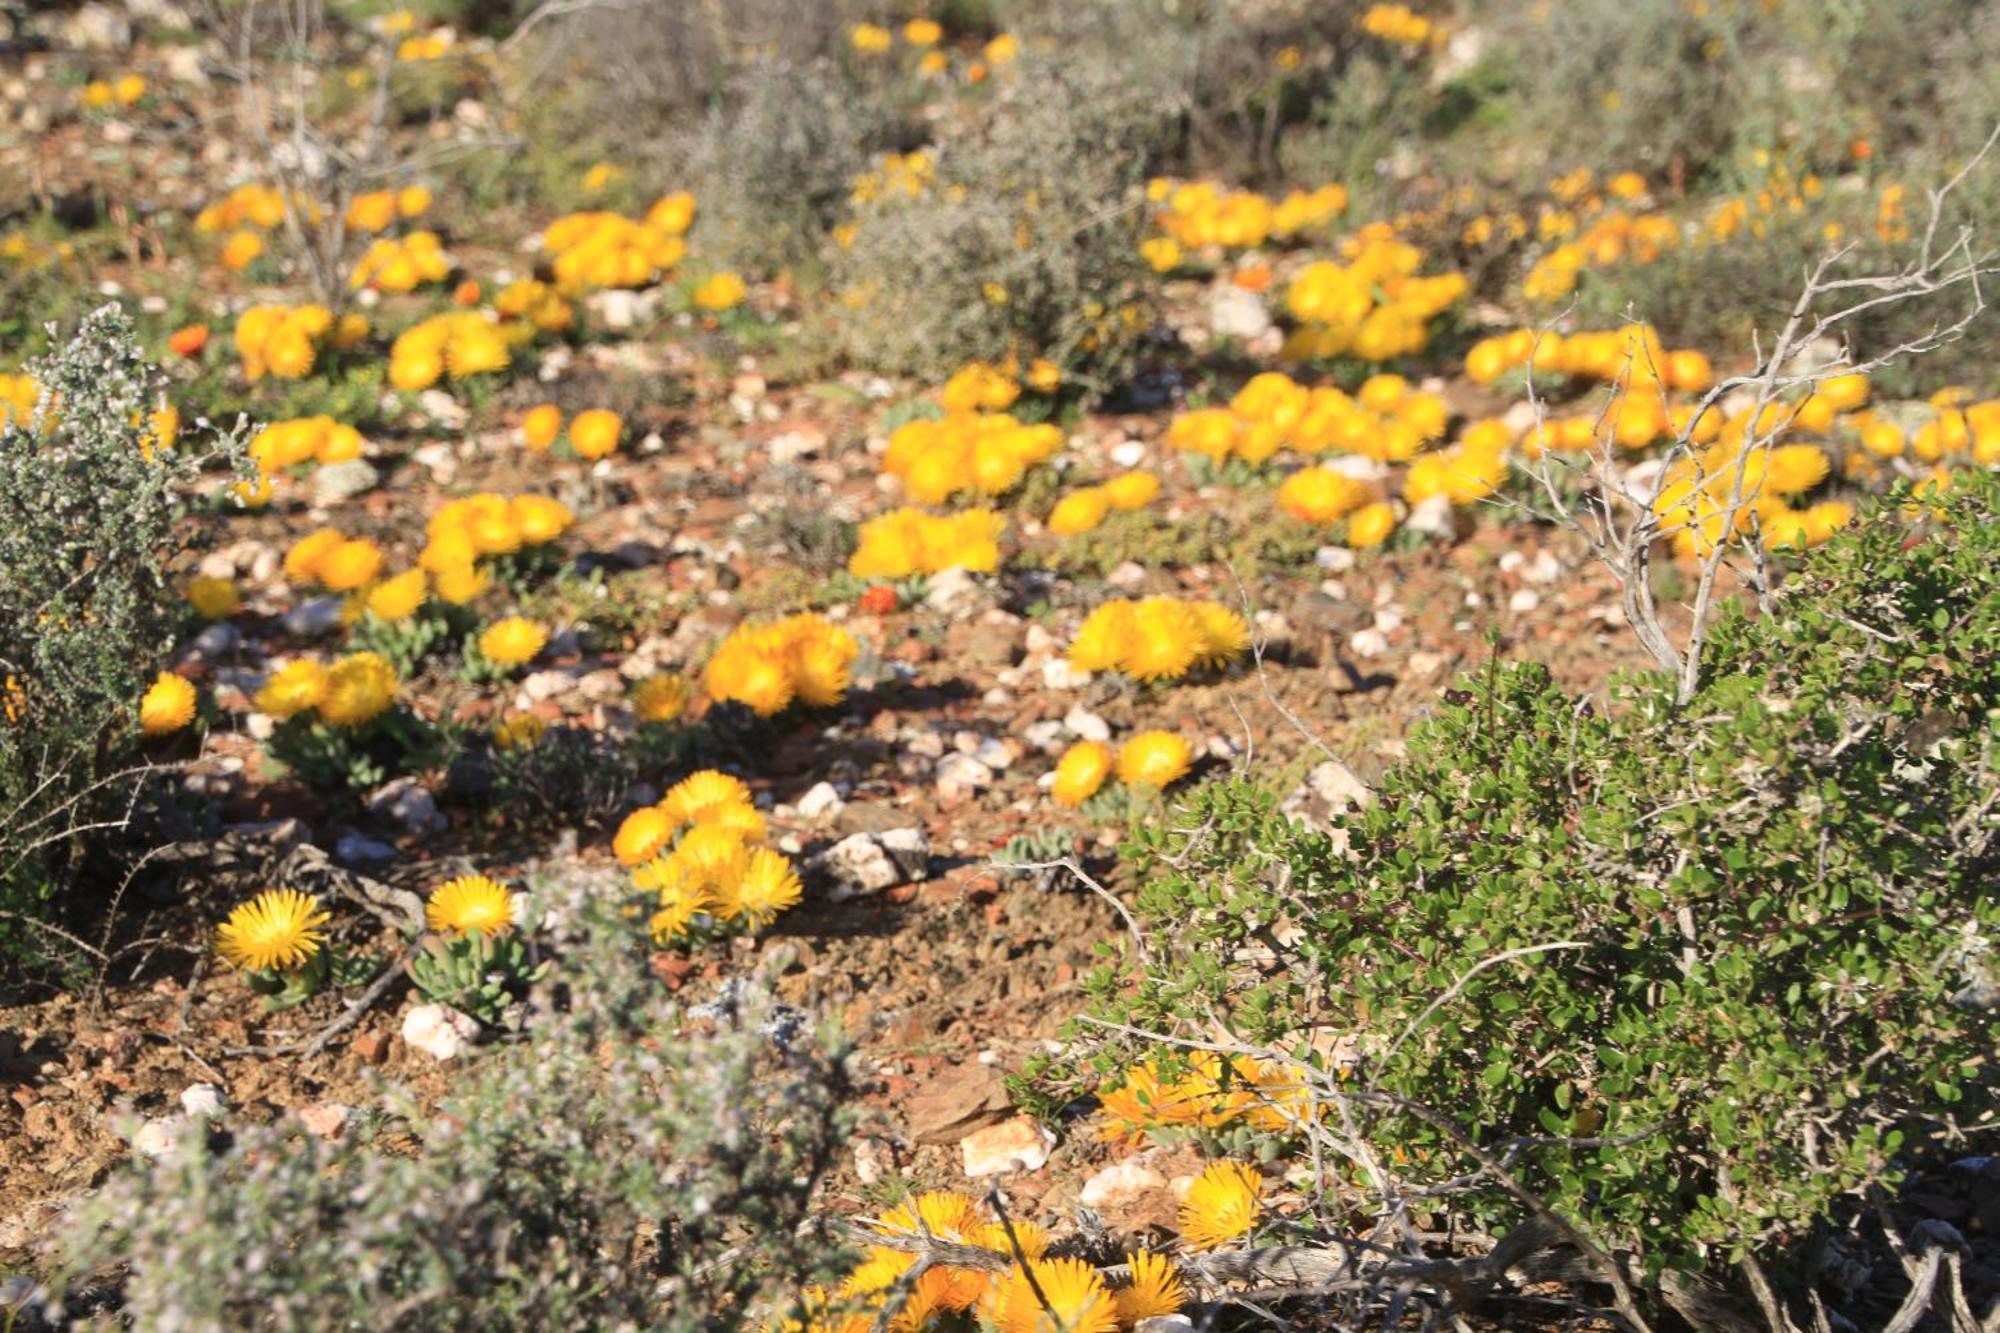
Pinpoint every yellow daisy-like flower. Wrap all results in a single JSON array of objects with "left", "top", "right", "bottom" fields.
[
  {"left": 491, "top": 712, "right": 547, "bottom": 752},
  {"left": 186, "top": 576, "right": 239, "bottom": 620},
  {"left": 672, "top": 823, "right": 752, "bottom": 885},
  {"left": 318, "top": 652, "right": 397, "bottom": 727},
  {"left": 317, "top": 537, "right": 386, "bottom": 592},
  {"left": 1178, "top": 1160, "right": 1262, "bottom": 1251},
  {"left": 1067, "top": 601, "right": 1136, "bottom": 674},
  {"left": 569, "top": 408, "right": 623, "bottom": 460},
  {"left": 718, "top": 846, "right": 802, "bottom": 928},
  {"left": 985, "top": 1257, "right": 1117, "bottom": 1333},
  {"left": 1051, "top": 740, "right": 1112, "bottom": 808},
  {"left": 478, "top": 616, "right": 548, "bottom": 667},
  {"left": 692, "top": 271, "right": 746, "bottom": 312},
  {"left": 705, "top": 642, "right": 794, "bottom": 717},
  {"left": 432, "top": 562, "right": 491, "bottom": 606},
  {"left": 1124, "top": 598, "right": 1203, "bottom": 681},
  {"left": 425, "top": 874, "right": 514, "bottom": 935},
  {"left": 215, "top": 889, "right": 330, "bottom": 973},
  {"left": 1100, "top": 470, "right": 1161, "bottom": 510},
  {"left": 283, "top": 527, "right": 346, "bottom": 583},
  {"left": 648, "top": 884, "right": 712, "bottom": 944},
  {"left": 1117, "top": 730, "right": 1193, "bottom": 789},
  {"left": 630, "top": 673, "right": 691, "bottom": 724},
  {"left": 366, "top": 568, "right": 427, "bottom": 621},
  {"left": 255, "top": 659, "right": 328, "bottom": 719},
  {"left": 1190, "top": 601, "right": 1251, "bottom": 670},
  {"left": 614, "top": 806, "right": 676, "bottom": 867},
  {"left": 661, "top": 770, "right": 754, "bottom": 827},
  {"left": 139, "top": 672, "right": 198, "bottom": 736},
  {"left": 1113, "top": 1251, "right": 1185, "bottom": 1323}
]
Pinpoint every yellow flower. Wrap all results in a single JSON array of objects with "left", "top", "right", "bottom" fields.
[
  {"left": 426, "top": 874, "right": 514, "bottom": 935},
  {"left": 284, "top": 527, "right": 346, "bottom": 583},
  {"left": 479, "top": 617, "right": 548, "bottom": 667},
  {"left": 139, "top": 672, "right": 197, "bottom": 736},
  {"left": 692, "top": 271, "right": 746, "bottom": 311},
  {"left": 1067, "top": 601, "right": 1136, "bottom": 674},
  {"left": 705, "top": 642, "right": 794, "bottom": 717},
  {"left": 216, "top": 889, "right": 329, "bottom": 973},
  {"left": 366, "top": 568, "right": 428, "bottom": 621},
  {"left": 1113, "top": 1251, "right": 1184, "bottom": 1323},
  {"left": 631, "top": 673, "right": 692, "bottom": 724},
  {"left": 615, "top": 806, "right": 677, "bottom": 867},
  {"left": 1190, "top": 601, "right": 1251, "bottom": 669},
  {"left": 1346, "top": 500, "right": 1397, "bottom": 547},
  {"left": 903, "top": 17, "right": 942, "bottom": 46},
  {"left": 432, "top": 562, "right": 490, "bottom": 605},
  {"left": 221, "top": 229, "right": 264, "bottom": 272},
  {"left": 661, "top": 770, "right": 754, "bottom": 828},
  {"left": 1051, "top": 740, "right": 1112, "bottom": 808},
  {"left": 255, "top": 659, "right": 327, "bottom": 719},
  {"left": 983, "top": 32, "right": 1019, "bottom": 64},
  {"left": 850, "top": 22, "right": 893, "bottom": 53},
  {"left": 1122, "top": 597, "right": 1202, "bottom": 681},
  {"left": 569, "top": 408, "right": 623, "bottom": 460},
  {"left": 317, "top": 537, "right": 386, "bottom": 592},
  {"left": 718, "top": 846, "right": 802, "bottom": 928},
  {"left": 985, "top": 1257, "right": 1115, "bottom": 1333},
  {"left": 492, "top": 713, "right": 547, "bottom": 753},
  {"left": 1100, "top": 471, "right": 1160, "bottom": 510},
  {"left": 521, "top": 403, "right": 563, "bottom": 451},
  {"left": 1117, "top": 730, "right": 1192, "bottom": 788},
  {"left": 1140, "top": 236, "right": 1183, "bottom": 272},
  {"left": 1048, "top": 488, "right": 1110, "bottom": 536},
  {"left": 1178, "top": 1160, "right": 1262, "bottom": 1250},
  {"left": 1278, "top": 467, "right": 1369, "bottom": 524},
  {"left": 186, "top": 576, "right": 239, "bottom": 620},
  {"left": 318, "top": 652, "right": 397, "bottom": 727}
]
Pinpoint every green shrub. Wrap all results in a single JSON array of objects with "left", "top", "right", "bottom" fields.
[
  {"left": 817, "top": 53, "right": 1157, "bottom": 381},
  {"left": 0, "top": 305, "right": 243, "bottom": 976},
  {"left": 1065, "top": 471, "right": 2000, "bottom": 1298},
  {"left": 58, "top": 884, "right": 853, "bottom": 1328}
]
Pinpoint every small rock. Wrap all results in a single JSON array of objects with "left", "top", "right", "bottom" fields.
[
  {"left": 768, "top": 429, "right": 825, "bottom": 465},
  {"left": 1347, "top": 628, "right": 1389, "bottom": 658},
  {"left": 334, "top": 832, "right": 397, "bottom": 865},
  {"left": 1107, "top": 560, "right": 1148, "bottom": 590},
  {"left": 178, "top": 1084, "right": 227, "bottom": 1119},
  {"left": 1405, "top": 494, "right": 1457, "bottom": 539},
  {"left": 309, "top": 459, "right": 380, "bottom": 508},
  {"left": 1109, "top": 438, "right": 1148, "bottom": 469},
  {"left": 1023, "top": 720, "right": 1066, "bottom": 752},
  {"left": 907, "top": 1063, "right": 1014, "bottom": 1144},
  {"left": 971, "top": 737, "right": 1012, "bottom": 770},
  {"left": 1063, "top": 705, "right": 1111, "bottom": 742},
  {"left": 1209, "top": 285, "right": 1272, "bottom": 343},
  {"left": 1137, "top": 1318, "right": 1196, "bottom": 1333},
  {"left": 935, "top": 753, "right": 995, "bottom": 802},
  {"left": 188, "top": 622, "right": 241, "bottom": 659},
  {"left": 1023, "top": 624, "right": 1059, "bottom": 657},
  {"left": 411, "top": 441, "right": 457, "bottom": 483},
  {"left": 401, "top": 1004, "right": 480, "bottom": 1062},
  {"left": 925, "top": 566, "right": 984, "bottom": 616},
  {"left": 961, "top": 1115, "right": 1054, "bottom": 1177},
  {"left": 796, "top": 781, "right": 844, "bottom": 820},
  {"left": 417, "top": 390, "right": 469, "bottom": 429},
  {"left": 585, "top": 287, "right": 659, "bottom": 332},
  {"left": 1508, "top": 589, "right": 1540, "bottom": 613},
  {"left": 282, "top": 596, "right": 347, "bottom": 638},
  {"left": 298, "top": 1102, "right": 353, "bottom": 1139},
  {"left": 130, "top": 1117, "right": 182, "bottom": 1159},
  {"left": 1282, "top": 759, "right": 1374, "bottom": 828},
  {"left": 366, "top": 777, "right": 446, "bottom": 835},
  {"left": 1080, "top": 1159, "right": 1170, "bottom": 1210},
  {"left": 350, "top": 1030, "right": 389, "bottom": 1064},
  {"left": 519, "top": 668, "right": 579, "bottom": 703},
  {"left": 816, "top": 828, "right": 931, "bottom": 898},
  {"left": 62, "top": 3, "right": 132, "bottom": 49},
  {"left": 1042, "top": 658, "right": 1091, "bottom": 690}
]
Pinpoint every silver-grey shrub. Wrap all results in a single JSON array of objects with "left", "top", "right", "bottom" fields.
[{"left": 57, "top": 887, "right": 852, "bottom": 1330}]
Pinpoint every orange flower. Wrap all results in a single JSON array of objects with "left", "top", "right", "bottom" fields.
[{"left": 168, "top": 324, "right": 210, "bottom": 358}]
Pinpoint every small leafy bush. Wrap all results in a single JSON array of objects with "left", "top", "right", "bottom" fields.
[
  {"left": 59, "top": 884, "right": 853, "bottom": 1328},
  {"left": 1068, "top": 471, "right": 2000, "bottom": 1295},
  {"left": 0, "top": 305, "right": 242, "bottom": 974}
]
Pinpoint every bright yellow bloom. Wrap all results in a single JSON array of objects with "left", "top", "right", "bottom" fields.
[
  {"left": 631, "top": 673, "right": 692, "bottom": 724},
  {"left": 1113, "top": 1251, "right": 1184, "bottom": 1323},
  {"left": 491, "top": 712, "right": 547, "bottom": 752},
  {"left": 1051, "top": 740, "right": 1112, "bottom": 807},
  {"left": 985, "top": 1257, "right": 1115, "bottom": 1333},
  {"left": 139, "top": 672, "right": 197, "bottom": 736},
  {"left": 1048, "top": 488, "right": 1110, "bottom": 536},
  {"left": 425, "top": 874, "right": 514, "bottom": 935},
  {"left": 366, "top": 568, "right": 427, "bottom": 621},
  {"left": 284, "top": 527, "right": 346, "bottom": 583},
  {"left": 317, "top": 537, "right": 386, "bottom": 592},
  {"left": 521, "top": 403, "right": 563, "bottom": 451},
  {"left": 216, "top": 889, "right": 329, "bottom": 972},
  {"left": 718, "top": 846, "right": 802, "bottom": 928},
  {"left": 187, "top": 576, "right": 239, "bottom": 620},
  {"left": 318, "top": 653, "right": 397, "bottom": 727},
  {"left": 478, "top": 617, "right": 548, "bottom": 667},
  {"left": 1178, "top": 1160, "right": 1262, "bottom": 1250},
  {"left": 1100, "top": 471, "right": 1160, "bottom": 510},
  {"left": 569, "top": 408, "right": 623, "bottom": 460},
  {"left": 661, "top": 770, "right": 754, "bottom": 828},
  {"left": 1117, "top": 730, "right": 1193, "bottom": 788},
  {"left": 615, "top": 806, "right": 676, "bottom": 866},
  {"left": 1346, "top": 500, "right": 1397, "bottom": 547},
  {"left": 255, "top": 660, "right": 327, "bottom": 719},
  {"left": 692, "top": 271, "right": 746, "bottom": 311}
]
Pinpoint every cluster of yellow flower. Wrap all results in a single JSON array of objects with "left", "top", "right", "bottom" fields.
[
  {"left": 1276, "top": 469, "right": 1400, "bottom": 542},
  {"left": 1282, "top": 232, "right": 1467, "bottom": 361},
  {"left": 250, "top": 415, "right": 366, "bottom": 474},
  {"left": 540, "top": 192, "right": 695, "bottom": 293},
  {"left": 1050, "top": 729, "right": 1195, "bottom": 807},
  {"left": 81, "top": 75, "right": 147, "bottom": 109},
  {"left": 420, "top": 490, "right": 575, "bottom": 602},
  {"left": 344, "top": 185, "right": 432, "bottom": 233},
  {"left": 692, "top": 270, "right": 747, "bottom": 311},
  {"left": 235, "top": 303, "right": 367, "bottom": 381},
  {"left": 629, "top": 673, "right": 693, "bottom": 724},
  {"left": 1464, "top": 324, "right": 1713, "bottom": 394},
  {"left": 848, "top": 508, "right": 1006, "bottom": 578},
  {"left": 1067, "top": 597, "right": 1249, "bottom": 682},
  {"left": 493, "top": 277, "right": 575, "bottom": 333},
  {"left": 1046, "top": 470, "right": 1161, "bottom": 535},
  {"left": 349, "top": 229, "right": 450, "bottom": 292},
  {"left": 195, "top": 183, "right": 292, "bottom": 234},
  {"left": 1098, "top": 1052, "right": 1317, "bottom": 1143},
  {"left": 1168, "top": 371, "right": 1450, "bottom": 466},
  {"left": 1848, "top": 391, "right": 2000, "bottom": 468},
  {"left": 704, "top": 613, "right": 861, "bottom": 717},
  {"left": 1360, "top": 2, "right": 1444, "bottom": 47},
  {"left": 847, "top": 150, "right": 935, "bottom": 208},
  {"left": 285, "top": 527, "right": 387, "bottom": 592},
  {"left": 389, "top": 310, "right": 522, "bottom": 390},
  {"left": 884, "top": 411, "right": 1064, "bottom": 503},
  {"left": 939, "top": 358, "right": 1061, "bottom": 411},
  {"left": 476, "top": 615, "right": 549, "bottom": 667},
  {"left": 519, "top": 404, "right": 623, "bottom": 458},
  {"left": 254, "top": 651, "right": 399, "bottom": 727},
  {"left": 396, "top": 30, "right": 454, "bottom": 61},
  {"left": 1145, "top": 179, "right": 1349, "bottom": 253},
  {"left": 613, "top": 770, "right": 803, "bottom": 939},
  {"left": 1654, "top": 443, "right": 1853, "bottom": 557}
]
